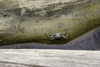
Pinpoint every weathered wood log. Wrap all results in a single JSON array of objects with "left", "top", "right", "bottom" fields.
[{"left": 0, "top": 50, "right": 100, "bottom": 67}]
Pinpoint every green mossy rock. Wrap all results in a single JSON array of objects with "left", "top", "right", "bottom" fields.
[{"left": 0, "top": 0, "right": 100, "bottom": 46}]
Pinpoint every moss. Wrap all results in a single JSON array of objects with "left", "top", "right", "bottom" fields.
[
  {"left": 0, "top": 9, "right": 100, "bottom": 46},
  {"left": 0, "top": 16, "right": 100, "bottom": 46},
  {"left": 0, "top": 0, "right": 100, "bottom": 46}
]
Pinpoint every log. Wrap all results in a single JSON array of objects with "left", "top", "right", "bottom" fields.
[{"left": 0, "top": 49, "right": 100, "bottom": 67}]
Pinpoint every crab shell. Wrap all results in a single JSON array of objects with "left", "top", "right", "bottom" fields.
[{"left": 55, "top": 33, "right": 62, "bottom": 39}]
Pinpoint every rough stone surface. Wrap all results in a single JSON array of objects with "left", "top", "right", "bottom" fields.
[
  {"left": 0, "top": 26, "right": 100, "bottom": 50},
  {"left": 0, "top": 0, "right": 100, "bottom": 45}
]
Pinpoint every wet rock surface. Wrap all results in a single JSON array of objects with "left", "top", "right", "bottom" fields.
[
  {"left": 0, "top": 0, "right": 100, "bottom": 45},
  {"left": 0, "top": 26, "right": 100, "bottom": 50}
]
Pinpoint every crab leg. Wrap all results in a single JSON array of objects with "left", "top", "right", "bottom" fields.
[
  {"left": 61, "top": 35, "right": 66, "bottom": 39},
  {"left": 66, "top": 34, "right": 69, "bottom": 38},
  {"left": 46, "top": 33, "right": 50, "bottom": 38},
  {"left": 46, "top": 33, "right": 55, "bottom": 40},
  {"left": 51, "top": 36, "right": 55, "bottom": 40},
  {"left": 61, "top": 29, "right": 67, "bottom": 35},
  {"left": 49, "top": 31, "right": 55, "bottom": 36},
  {"left": 61, "top": 34, "right": 69, "bottom": 39}
]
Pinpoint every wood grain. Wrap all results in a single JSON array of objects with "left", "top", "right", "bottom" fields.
[{"left": 0, "top": 49, "right": 100, "bottom": 67}]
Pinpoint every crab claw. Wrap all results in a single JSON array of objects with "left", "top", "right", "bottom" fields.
[{"left": 45, "top": 33, "right": 49, "bottom": 38}]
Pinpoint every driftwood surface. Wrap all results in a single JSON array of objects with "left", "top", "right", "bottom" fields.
[{"left": 0, "top": 49, "right": 100, "bottom": 67}]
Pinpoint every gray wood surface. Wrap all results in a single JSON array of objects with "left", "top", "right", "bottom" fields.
[{"left": 0, "top": 49, "right": 100, "bottom": 67}]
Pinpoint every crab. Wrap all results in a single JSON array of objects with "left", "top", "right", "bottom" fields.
[{"left": 46, "top": 30, "right": 69, "bottom": 40}]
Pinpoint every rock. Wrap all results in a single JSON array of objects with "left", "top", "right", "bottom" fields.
[
  {"left": 0, "top": 0, "right": 100, "bottom": 45},
  {"left": 0, "top": 26, "right": 100, "bottom": 50}
]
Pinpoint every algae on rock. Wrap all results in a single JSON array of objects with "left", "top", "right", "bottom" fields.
[{"left": 0, "top": 0, "right": 100, "bottom": 45}]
